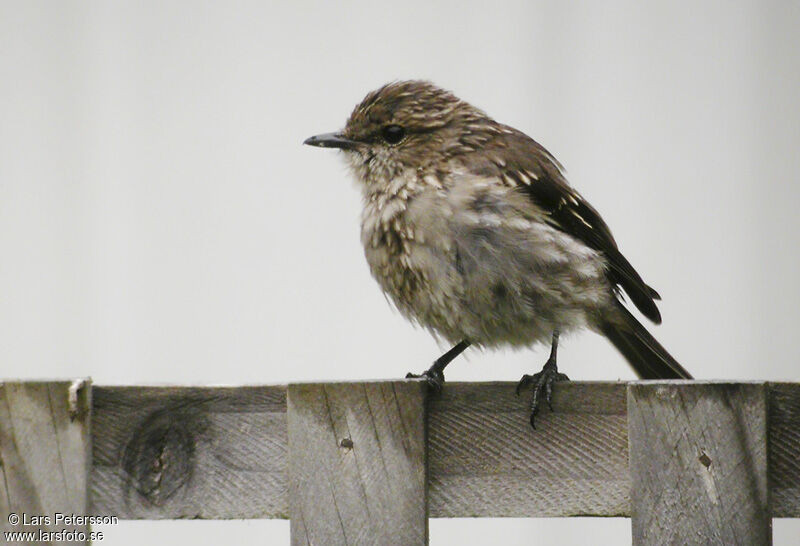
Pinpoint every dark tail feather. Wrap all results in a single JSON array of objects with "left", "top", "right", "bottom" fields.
[{"left": 600, "top": 303, "right": 692, "bottom": 379}]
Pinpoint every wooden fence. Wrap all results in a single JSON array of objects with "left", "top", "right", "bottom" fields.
[{"left": 1, "top": 379, "right": 798, "bottom": 544}]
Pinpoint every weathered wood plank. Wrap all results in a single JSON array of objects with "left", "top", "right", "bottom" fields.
[
  {"left": 87, "top": 381, "right": 800, "bottom": 520},
  {"left": 628, "top": 382, "right": 770, "bottom": 545},
  {"left": 90, "top": 385, "right": 287, "bottom": 519},
  {"left": 0, "top": 380, "right": 92, "bottom": 544},
  {"left": 428, "top": 381, "right": 629, "bottom": 517},
  {"left": 769, "top": 382, "right": 800, "bottom": 517},
  {"left": 287, "top": 382, "right": 427, "bottom": 545}
]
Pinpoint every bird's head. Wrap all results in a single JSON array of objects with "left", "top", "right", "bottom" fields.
[{"left": 304, "top": 81, "right": 489, "bottom": 189}]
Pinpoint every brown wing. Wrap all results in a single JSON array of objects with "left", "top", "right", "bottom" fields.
[{"left": 467, "top": 127, "right": 663, "bottom": 324}]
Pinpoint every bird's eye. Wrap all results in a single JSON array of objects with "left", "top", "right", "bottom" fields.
[{"left": 381, "top": 125, "right": 406, "bottom": 145}]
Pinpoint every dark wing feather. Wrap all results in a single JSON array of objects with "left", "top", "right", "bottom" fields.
[{"left": 471, "top": 127, "right": 663, "bottom": 324}]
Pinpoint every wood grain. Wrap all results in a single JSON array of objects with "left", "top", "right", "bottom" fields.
[
  {"left": 769, "top": 382, "right": 800, "bottom": 517},
  {"left": 287, "top": 381, "right": 427, "bottom": 545},
  {"left": 628, "top": 382, "right": 770, "bottom": 545},
  {"left": 90, "top": 385, "right": 287, "bottom": 519},
  {"left": 86, "top": 381, "right": 800, "bottom": 520},
  {"left": 428, "top": 381, "right": 629, "bottom": 517},
  {"left": 0, "top": 380, "right": 92, "bottom": 544}
]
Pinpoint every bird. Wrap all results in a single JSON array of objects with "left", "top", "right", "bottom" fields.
[{"left": 304, "top": 80, "right": 692, "bottom": 427}]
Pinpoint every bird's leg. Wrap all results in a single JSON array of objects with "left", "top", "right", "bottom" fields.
[
  {"left": 516, "top": 331, "right": 570, "bottom": 428},
  {"left": 406, "top": 340, "right": 471, "bottom": 393}
]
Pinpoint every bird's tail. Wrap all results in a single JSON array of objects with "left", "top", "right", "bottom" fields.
[{"left": 600, "top": 302, "right": 692, "bottom": 379}]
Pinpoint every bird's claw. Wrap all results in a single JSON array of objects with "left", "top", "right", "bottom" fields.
[
  {"left": 516, "top": 358, "right": 569, "bottom": 429},
  {"left": 406, "top": 368, "right": 445, "bottom": 394},
  {"left": 516, "top": 374, "right": 535, "bottom": 396}
]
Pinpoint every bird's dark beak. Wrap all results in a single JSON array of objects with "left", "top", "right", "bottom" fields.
[{"left": 303, "top": 132, "right": 359, "bottom": 151}]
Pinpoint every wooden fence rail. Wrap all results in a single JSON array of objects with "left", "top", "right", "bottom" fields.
[{"left": 1, "top": 379, "right": 798, "bottom": 544}]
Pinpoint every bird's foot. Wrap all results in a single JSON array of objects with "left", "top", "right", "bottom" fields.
[
  {"left": 406, "top": 366, "right": 445, "bottom": 394},
  {"left": 516, "top": 357, "right": 569, "bottom": 429}
]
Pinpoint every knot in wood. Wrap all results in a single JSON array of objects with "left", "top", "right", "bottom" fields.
[{"left": 122, "top": 402, "right": 209, "bottom": 506}]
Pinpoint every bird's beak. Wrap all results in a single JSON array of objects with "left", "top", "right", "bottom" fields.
[{"left": 303, "top": 132, "right": 359, "bottom": 151}]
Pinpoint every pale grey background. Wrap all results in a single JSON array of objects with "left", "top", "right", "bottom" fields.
[{"left": 2, "top": 0, "right": 799, "bottom": 544}]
